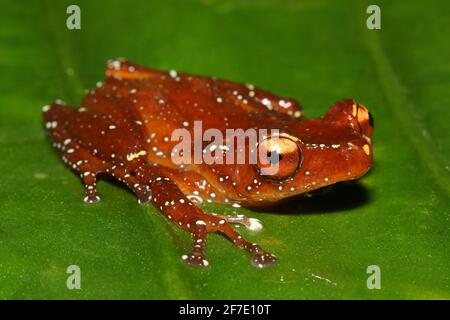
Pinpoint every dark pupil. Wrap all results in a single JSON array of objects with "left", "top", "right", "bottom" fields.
[{"left": 267, "top": 150, "right": 282, "bottom": 164}]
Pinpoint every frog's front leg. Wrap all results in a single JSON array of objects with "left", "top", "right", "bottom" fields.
[{"left": 147, "top": 171, "right": 276, "bottom": 268}]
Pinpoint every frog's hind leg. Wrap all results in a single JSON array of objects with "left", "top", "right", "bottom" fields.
[
  {"left": 66, "top": 147, "right": 105, "bottom": 204},
  {"left": 43, "top": 104, "right": 105, "bottom": 203},
  {"left": 42, "top": 103, "right": 151, "bottom": 204}
]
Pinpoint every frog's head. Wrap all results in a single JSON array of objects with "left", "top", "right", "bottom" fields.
[{"left": 243, "top": 99, "right": 374, "bottom": 204}]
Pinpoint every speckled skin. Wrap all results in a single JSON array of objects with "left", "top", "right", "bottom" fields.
[{"left": 42, "top": 60, "right": 373, "bottom": 268}]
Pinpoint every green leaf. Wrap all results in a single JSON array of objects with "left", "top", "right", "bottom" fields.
[{"left": 0, "top": 0, "right": 448, "bottom": 299}]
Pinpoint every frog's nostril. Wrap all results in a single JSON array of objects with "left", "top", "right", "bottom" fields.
[{"left": 357, "top": 105, "right": 374, "bottom": 137}]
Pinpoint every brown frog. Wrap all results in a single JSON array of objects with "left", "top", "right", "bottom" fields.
[{"left": 42, "top": 59, "right": 373, "bottom": 268}]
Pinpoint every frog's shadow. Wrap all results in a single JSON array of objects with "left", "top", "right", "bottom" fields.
[
  {"left": 250, "top": 181, "right": 371, "bottom": 215},
  {"left": 99, "top": 174, "right": 371, "bottom": 216}
]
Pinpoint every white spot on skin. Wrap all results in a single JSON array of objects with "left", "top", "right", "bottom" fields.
[
  {"left": 109, "top": 125, "right": 116, "bottom": 130},
  {"left": 109, "top": 60, "right": 121, "bottom": 70},
  {"left": 196, "top": 220, "right": 207, "bottom": 226},
  {"left": 261, "top": 98, "right": 272, "bottom": 110},
  {"left": 169, "top": 70, "right": 178, "bottom": 78},
  {"left": 279, "top": 100, "right": 292, "bottom": 108}
]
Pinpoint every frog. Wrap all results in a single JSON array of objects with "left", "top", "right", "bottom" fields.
[{"left": 42, "top": 59, "right": 374, "bottom": 268}]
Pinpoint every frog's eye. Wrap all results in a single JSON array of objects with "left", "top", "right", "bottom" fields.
[{"left": 256, "top": 136, "right": 302, "bottom": 179}]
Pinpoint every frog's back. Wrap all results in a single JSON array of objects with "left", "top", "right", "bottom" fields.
[{"left": 82, "top": 60, "right": 302, "bottom": 133}]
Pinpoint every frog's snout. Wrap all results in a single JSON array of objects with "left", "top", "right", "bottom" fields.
[
  {"left": 356, "top": 103, "right": 374, "bottom": 138},
  {"left": 323, "top": 99, "right": 374, "bottom": 138}
]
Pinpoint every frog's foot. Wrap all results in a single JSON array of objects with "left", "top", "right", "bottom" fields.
[
  {"left": 181, "top": 218, "right": 275, "bottom": 268},
  {"left": 182, "top": 228, "right": 209, "bottom": 268},
  {"left": 80, "top": 173, "right": 101, "bottom": 203},
  {"left": 83, "top": 192, "right": 101, "bottom": 204},
  {"left": 249, "top": 245, "right": 277, "bottom": 268},
  {"left": 182, "top": 251, "right": 209, "bottom": 267},
  {"left": 136, "top": 186, "right": 153, "bottom": 205},
  {"left": 213, "top": 213, "right": 263, "bottom": 232},
  {"left": 214, "top": 220, "right": 276, "bottom": 268},
  {"left": 82, "top": 165, "right": 152, "bottom": 205},
  {"left": 190, "top": 215, "right": 276, "bottom": 268}
]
